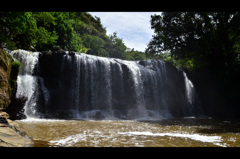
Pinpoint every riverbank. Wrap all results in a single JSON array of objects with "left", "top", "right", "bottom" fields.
[{"left": 0, "top": 111, "right": 33, "bottom": 147}]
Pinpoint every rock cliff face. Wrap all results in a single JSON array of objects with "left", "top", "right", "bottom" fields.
[
  {"left": 0, "top": 49, "right": 25, "bottom": 120},
  {"left": 0, "top": 49, "right": 14, "bottom": 110}
]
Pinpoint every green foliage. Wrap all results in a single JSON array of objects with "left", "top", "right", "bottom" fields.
[
  {"left": 79, "top": 44, "right": 88, "bottom": 53},
  {"left": 0, "top": 12, "right": 145, "bottom": 61},
  {"left": 125, "top": 48, "right": 147, "bottom": 61},
  {"left": 12, "top": 60, "right": 21, "bottom": 72},
  {"left": 147, "top": 12, "right": 240, "bottom": 73},
  {"left": 82, "top": 34, "right": 107, "bottom": 56},
  {"left": 147, "top": 51, "right": 194, "bottom": 70},
  {"left": 105, "top": 32, "right": 127, "bottom": 59},
  {"left": 10, "top": 59, "right": 21, "bottom": 95},
  {"left": 147, "top": 12, "right": 240, "bottom": 114}
]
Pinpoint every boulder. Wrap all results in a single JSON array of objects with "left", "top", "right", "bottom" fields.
[
  {"left": 0, "top": 112, "right": 33, "bottom": 147},
  {"left": 0, "top": 115, "right": 8, "bottom": 124},
  {"left": 5, "top": 95, "right": 27, "bottom": 120}
]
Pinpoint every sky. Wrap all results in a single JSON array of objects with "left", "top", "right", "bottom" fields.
[{"left": 89, "top": 12, "right": 161, "bottom": 52}]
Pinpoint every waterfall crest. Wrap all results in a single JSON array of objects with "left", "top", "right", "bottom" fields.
[{"left": 10, "top": 50, "right": 202, "bottom": 120}]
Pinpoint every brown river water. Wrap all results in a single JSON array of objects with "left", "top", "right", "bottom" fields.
[{"left": 16, "top": 118, "right": 240, "bottom": 147}]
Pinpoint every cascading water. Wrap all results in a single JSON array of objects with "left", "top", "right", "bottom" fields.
[
  {"left": 10, "top": 50, "right": 40, "bottom": 118},
  {"left": 10, "top": 49, "right": 202, "bottom": 120},
  {"left": 183, "top": 72, "right": 194, "bottom": 105}
]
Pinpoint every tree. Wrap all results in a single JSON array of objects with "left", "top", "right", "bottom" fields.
[
  {"left": 125, "top": 48, "right": 146, "bottom": 61},
  {"left": 32, "top": 12, "right": 58, "bottom": 51},
  {"left": 0, "top": 12, "right": 58, "bottom": 51},
  {"left": 146, "top": 12, "right": 240, "bottom": 73},
  {"left": 82, "top": 34, "right": 108, "bottom": 57},
  {"left": 0, "top": 12, "right": 129, "bottom": 60},
  {"left": 105, "top": 32, "right": 127, "bottom": 59},
  {"left": 146, "top": 12, "right": 240, "bottom": 119},
  {"left": 0, "top": 12, "right": 37, "bottom": 50}
]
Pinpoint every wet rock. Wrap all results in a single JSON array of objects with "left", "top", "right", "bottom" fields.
[
  {"left": 0, "top": 115, "right": 8, "bottom": 124},
  {"left": 0, "top": 111, "right": 9, "bottom": 119},
  {"left": 5, "top": 95, "right": 27, "bottom": 120},
  {"left": 69, "top": 51, "right": 75, "bottom": 56},
  {"left": 93, "top": 111, "right": 105, "bottom": 119}
]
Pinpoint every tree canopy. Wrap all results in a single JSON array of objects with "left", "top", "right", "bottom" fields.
[
  {"left": 146, "top": 12, "right": 240, "bottom": 74},
  {"left": 0, "top": 12, "right": 145, "bottom": 61},
  {"left": 146, "top": 12, "right": 240, "bottom": 118}
]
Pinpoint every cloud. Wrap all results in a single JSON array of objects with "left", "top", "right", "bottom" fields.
[{"left": 89, "top": 12, "right": 161, "bottom": 52}]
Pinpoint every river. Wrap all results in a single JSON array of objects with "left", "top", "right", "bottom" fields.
[
  {"left": 16, "top": 117, "right": 240, "bottom": 147},
  {"left": 10, "top": 50, "right": 240, "bottom": 147}
]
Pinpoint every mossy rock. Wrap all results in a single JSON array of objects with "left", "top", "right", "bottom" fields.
[{"left": 0, "top": 49, "right": 20, "bottom": 110}]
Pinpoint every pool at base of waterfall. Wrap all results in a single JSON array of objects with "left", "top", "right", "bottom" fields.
[
  {"left": 16, "top": 117, "right": 240, "bottom": 147},
  {"left": 8, "top": 50, "right": 240, "bottom": 147}
]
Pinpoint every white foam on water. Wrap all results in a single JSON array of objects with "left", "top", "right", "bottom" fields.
[
  {"left": 118, "top": 131, "right": 224, "bottom": 146},
  {"left": 49, "top": 134, "right": 80, "bottom": 147},
  {"left": 18, "top": 117, "right": 66, "bottom": 123},
  {"left": 49, "top": 130, "right": 103, "bottom": 147},
  {"left": 49, "top": 129, "right": 225, "bottom": 147}
]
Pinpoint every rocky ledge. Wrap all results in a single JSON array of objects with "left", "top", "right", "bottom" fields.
[{"left": 0, "top": 111, "right": 33, "bottom": 147}]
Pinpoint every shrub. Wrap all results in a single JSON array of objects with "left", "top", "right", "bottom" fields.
[{"left": 9, "top": 60, "right": 21, "bottom": 95}]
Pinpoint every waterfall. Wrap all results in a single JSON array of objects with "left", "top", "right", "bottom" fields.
[
  {"left": 183, "top": 72, "right": 194, "bottom": 105},
  {"left": 10, "top": 50, "right": 40, "bottom": 118},
  {"left": 10, "top": 50, "right": 201, "bottom": 120}
]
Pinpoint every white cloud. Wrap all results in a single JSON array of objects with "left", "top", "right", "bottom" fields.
[{"left": 89, "top": 12, "right": 161, "bottom": 52}]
